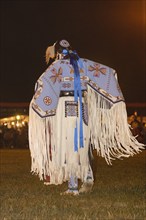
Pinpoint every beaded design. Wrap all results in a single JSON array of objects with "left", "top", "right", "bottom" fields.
[{"left": 65, "top": 101, "right": 78, "bottom": 117}]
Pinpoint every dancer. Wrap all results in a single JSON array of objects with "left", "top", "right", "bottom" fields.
[{"left": 29, "top": 39, "right": 144, "bottom": 195}]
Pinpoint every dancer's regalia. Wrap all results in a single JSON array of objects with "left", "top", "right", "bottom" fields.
[{"left": 29, "top": 40, "right": 144, "bottom": 194}]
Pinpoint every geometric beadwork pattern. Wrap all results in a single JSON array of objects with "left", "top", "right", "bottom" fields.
[
  {"left": 43, "top": 96, "right": 52, "bottom": 106},
  {"left": 82, "top": 103, "right": 88, "bottom": 125},
  {"left": 65, "top": 101, "right": 78, "bottom": 117}
]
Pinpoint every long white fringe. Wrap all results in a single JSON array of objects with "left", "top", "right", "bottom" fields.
[
  {"left": 87, "top": 86, "right": 144, "bottom": 165},
  {"left": 29, "top": 88, "right": 144, "bottom": 183},
  {"left": 29, "top": 97, "right": 90, "bottom": 184}
]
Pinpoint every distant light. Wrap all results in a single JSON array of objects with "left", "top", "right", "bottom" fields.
[
  {"left": 16, "top": 115, "right": 21, "bottom": 120},
  {"left": 22, "top": 121, "right": 25, "bottom": 125},
  {"left": 4, "top": 123, "right": 7, "bottom": 126},
  {"left": 16, "top": 122, "right": 20, "bottom": 127},
  {"left": 11, "top": 122, "right": 15, "bottom": 125}
]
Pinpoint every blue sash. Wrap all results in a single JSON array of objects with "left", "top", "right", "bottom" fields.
[{"left": 70, "top": 52, "right": 84, "bottom": 151}]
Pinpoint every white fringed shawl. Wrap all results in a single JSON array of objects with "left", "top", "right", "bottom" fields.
[
  {"left": 29, "top": 86, "right": 144, "bottom": 183},
  {"left": 87, "top": 86, "right": 144, "bottom": 164}
]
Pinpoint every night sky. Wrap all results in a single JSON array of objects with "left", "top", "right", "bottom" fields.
[{"left": 0, "top": 0, "right": 145, "bottom": 103}]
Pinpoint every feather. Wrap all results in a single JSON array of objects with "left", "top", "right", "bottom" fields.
[{"left": 45, "top": 45, "right": 55, "bottom": 64}]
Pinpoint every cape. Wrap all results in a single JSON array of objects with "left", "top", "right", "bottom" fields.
[
  {"left": 29, "top": 58, "right": 144, "bottom": 183},
  {"left": 31, "top": 58, "right": 124, "bottom": 117}
]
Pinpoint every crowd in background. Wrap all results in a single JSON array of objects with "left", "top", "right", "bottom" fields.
[
  {"left": 0, "top": 114, "right": 146, "bottom": 149},
  {"left": 130, "top": 114, "right": 146, "bottom": 145},
  {"left": 0, "top": 123, "right": 28, "bottom": 149}
]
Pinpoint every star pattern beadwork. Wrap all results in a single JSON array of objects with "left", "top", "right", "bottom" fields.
[
  {"left": 69, "top": 66, "right": 84, "bottom": 74},
  {"left": 50, "top": 67, "right": 63, "bottom": 84},
  {"left": 69, "top": 66, "right": 74, "bottom": 74},
  {"left": 88, "top": 63, "right": 106, "bottom": 77}
]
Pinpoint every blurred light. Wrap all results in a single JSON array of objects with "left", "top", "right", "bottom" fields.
[
  {"left": 11, "top": 121, "right": 15, "bottom": 125},
  {"left": 7, "top": 124, "right": 11, "bottom": 129},
  {"left": 16, "top": 115, "right": 21, "bottom": 120},
  {"left": 16, "top": 122, "right": 20, "bottom": 127},
  {"left": 22, "top": 121, "right": 25, "bottom": 125}
]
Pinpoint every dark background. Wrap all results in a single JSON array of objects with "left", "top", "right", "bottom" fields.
[{"left": 0, "top": 0, "right": 145, "bottom": 103}]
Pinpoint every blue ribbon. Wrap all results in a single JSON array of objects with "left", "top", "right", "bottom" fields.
[{"left": 70, "top": 51, "right": 84, "bottom": 152}]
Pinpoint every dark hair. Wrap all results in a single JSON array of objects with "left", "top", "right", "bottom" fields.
[{"left": 55, "top": 39, "right": 72, "bottom": 54}]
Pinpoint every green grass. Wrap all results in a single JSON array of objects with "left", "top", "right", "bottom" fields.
[{"left": 0, "top": 149, "right": 146, "bottom": 220}]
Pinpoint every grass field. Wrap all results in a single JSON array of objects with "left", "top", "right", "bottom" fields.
[{"left": 0, "top": 149, "right": 146, "bottom": 220}]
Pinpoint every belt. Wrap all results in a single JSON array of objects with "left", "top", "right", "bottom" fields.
[{"left": 60, "top": 91, "right": 87, "bottom": 97}]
